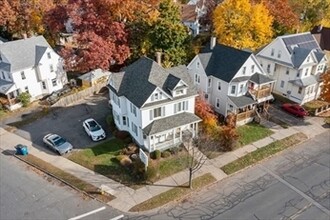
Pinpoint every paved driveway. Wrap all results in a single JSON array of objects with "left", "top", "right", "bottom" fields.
[{"left": 14, "top": 94, "right": 112, "bottom": 151}]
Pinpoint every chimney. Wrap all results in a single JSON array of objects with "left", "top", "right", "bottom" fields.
[
  {"left": 210, "top": 36, "right": 216, "bottom": 50},
  {"left": 155, "top": 52, "right": 162, "bottom": 66}
]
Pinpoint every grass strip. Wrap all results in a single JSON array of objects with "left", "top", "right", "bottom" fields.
[
  {"left": 221, "top": 132, "right": 307, "bottom": 175},
  {"left": 237, "top": 123, "right": 274, "bottom": 146},
  {"left": 129, "top": 173, "right": 216, "bottom": 212},
  {"left": 17, "top": 154, "right": 115, "bottom": 203}
]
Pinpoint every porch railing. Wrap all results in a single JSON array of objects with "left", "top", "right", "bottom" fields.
[
  {"left": 236, "top": 109, "right": 256, "bottom": 121},
  {"left": 156, "top": 138, "right": 181, "bottom": 151},
  {"left": 249, "top": 87, "right": 271, "bottom": 99}
]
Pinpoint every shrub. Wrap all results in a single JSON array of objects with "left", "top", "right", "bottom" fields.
[
  {"left": 169, "top": 147, "right": 180, "bottom": 155},
  {"left": 121, "top": 144, "right": 138, "bottom": 155},
  {"left": 152, "top": 150, "right": 161, "bottom": 160},
  {"left": 115, "top": 130, "right": 130, "bottom": 140},
  {"left": 115, "top": 155, "right": 127, "bottom": 163},
  {"left": 161, "top": 150, "right": 171, "bottom": 158},
  {"left": 17, "top": 92, "right": 31, "bottom": 107},
  {"left": 120, "top": 156, "right": 132, "bottom": 167},
  {"left": 131, "top": 159, "right": 146, "bottom": 180},
  {"left": 219, "top": 126, "right": 239, "bottom": 152}
]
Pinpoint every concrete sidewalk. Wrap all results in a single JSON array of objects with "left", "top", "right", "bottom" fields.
[{"left": 0, "top": 116, "right": 328, "bottom": 212}]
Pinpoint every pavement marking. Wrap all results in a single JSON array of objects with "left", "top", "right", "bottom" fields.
[
  {"left": 68, "top": 206, "right": 106, "bottom": 220},
  {"left": 109, "top": 214, "right": 125, "bottom": 220},
  {"left": 260, "top": 165, "right": 330, "bottom": 216}
]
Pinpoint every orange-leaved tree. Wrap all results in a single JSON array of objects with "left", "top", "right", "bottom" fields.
[
  {"left": 320, "top": 70, "right": 330, "bottom": 102},
  {"left": 195, "top": 93, "right": 218, "bottom": 135}
]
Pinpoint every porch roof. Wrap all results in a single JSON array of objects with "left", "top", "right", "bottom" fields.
[
  {"left": 229, "top": 95, "right": 256, "bottom": 108},
  {"left": 143, "top": 112, "right": 201, "bottom": 135},
  {"left": 249, "top": 73, "right": 275, "bottom": 85},
  {"left": 289, "top": 75, "right": 317, "bottom": 87},
  {"left": 0, "top": 79, "right": 14, "bottom": 94}
]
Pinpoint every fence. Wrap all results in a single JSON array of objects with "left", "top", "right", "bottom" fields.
[{"left": 52, "top": 83, "right": 107, "bottom": 108}]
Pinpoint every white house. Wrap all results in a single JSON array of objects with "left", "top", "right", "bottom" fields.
[
  {"left": 108, "top": 56, "right": 201, "bottom": 152},
  {"left": 256, "top": 32, "right": 328, "bottom": 105},
  {"left": 0, "top": 36, "right": 68, "bottom": 110},
  {"left": 188, "top": 38, "right": 275, "bottom": 126}
]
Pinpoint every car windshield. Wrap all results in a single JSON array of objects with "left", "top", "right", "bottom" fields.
[
  {"left": 88, "top": 121, "right": 101, "bottom": 132},
  {"left": 53, "top": 136, "right": 66, "bottom": 146}
]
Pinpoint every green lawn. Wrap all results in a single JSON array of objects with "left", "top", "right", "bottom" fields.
[
  {"left": 237, "top": 122, "right": 274, "bottom": 146},
  {"left": 221, "top": 132, "right": 307, "bottom": 174},
  {"left": 68, "top": 139, "right": 192, "bottom": 187}
]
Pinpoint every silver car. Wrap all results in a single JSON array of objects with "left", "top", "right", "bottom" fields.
[{"left": 43, "top": 133, "right": 73, "bottom": 155}]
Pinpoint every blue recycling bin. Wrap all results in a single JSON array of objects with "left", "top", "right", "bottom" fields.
[{"left": 15, "top": 144, "right": 28, "bottom": 155}]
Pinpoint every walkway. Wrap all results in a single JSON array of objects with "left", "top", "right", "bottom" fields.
[{"left": 0, "top": 116, "right": 328, "bottom": 212}]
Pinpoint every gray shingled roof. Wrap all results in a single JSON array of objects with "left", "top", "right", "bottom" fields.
[
  {"left": 314, "top": 51, "right": 325, "bottom": 62},
  {"left": 249, "top": 73, "right": 275, "bottom": 85},
  {"left": 198, "top": 44, "right": 251, "bottom": 83},
  {"left": 110, "top": 57, "right": 197, "bottom": 108},
  {"left": 289, "top": 75, "right": 317, "bottom": 87},
  {"left": 0, "top": 79, "right": 14, "bottom": 94},
  {"left": 143, "top": 112, "right": 201, "bottom": 135},
  {"left": 0, "top": 36, "right": 51, "bottom": 72},
  {"left": 291, "top": 47, "right": 311, "bottom": 68},
  {"left": 231, "top": 76, "right": 250, "bottom": 83},
  {"left": 229, "top": 95, "right": 256, "bottom": 108}
]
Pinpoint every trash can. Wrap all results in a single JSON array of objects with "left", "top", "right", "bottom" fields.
[{"left": 15, "top": 144, "right": 28, "bottom": 155}]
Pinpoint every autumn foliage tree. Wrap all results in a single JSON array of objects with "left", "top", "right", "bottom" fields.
[
  {"left": 213, "top": 0, "right": 273, "bottom": 50},
  {"left": 44, "top": 0, "right": 130, "bottom": 72},
  {"left": 195, "top": 94, "right": 218, "bottom": 135},
  {"left": 320, "top": 70, "right": 330, "bottom": 102}
]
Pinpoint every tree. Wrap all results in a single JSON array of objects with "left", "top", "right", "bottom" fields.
[
  {"left": 128, "top": 0, "right": 190, "bottom": 66},
  {"left": 320, "top": 70, "right": 330, "bottom": 102},
  {"left": 195, "top": 93, "right": 218, "bottom": 135},
  {"left": 213, "top": 0, "right": 273, "bottom": 50},
  {"left": 252, "top": 0, "right": 299, "bottom": 35},
  {"left": 17, "top": 92, "right": 31, "bottom": 107},
  {"left": 45, "top": 0, "right": 130, "bottom": 72}
]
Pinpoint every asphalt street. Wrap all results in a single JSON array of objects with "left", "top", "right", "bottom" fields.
[
  {"left": 127, "top": 130, "right": 330, "bottom": 220},
  {"left": 0, "top": 152, "right": 124, "bottom": 220}
]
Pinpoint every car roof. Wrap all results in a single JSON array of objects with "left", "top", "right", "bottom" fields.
[
  {"left": 46, "top": 133, "right": 61, "bottom": 141},
  {"left": 84, "top": 118, "right": 96, "bottom": 123}
]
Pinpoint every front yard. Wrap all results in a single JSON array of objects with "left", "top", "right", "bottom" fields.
[
  {"left": 237, "top": 122, "right": 274, "bottom": 146},
  {"left": 67, "top": 139, "right": 191, "bottom": 188}
]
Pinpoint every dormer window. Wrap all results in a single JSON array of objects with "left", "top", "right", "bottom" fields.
[
  {"left": 277, "top": 50, "right": 281, "bottom": 58},
  {"left": 154, "top": 93, "right": 159, "bottom": 100},
  {"left": 47, "top": 52, "right": 51, "bottom": 59},
  {"left": 196, "top": 62, "right": 200, "bottom": 68},
  {"left": 271, "top": 48, "right": 275, "bottom": 56},
  {"left": 195, "top": 74, "right": 200, "bottom": 84},
  {"left": 175, "top": 89, "right": 184, "bottom": 95},
  {"left": 307, "top": 56, "right": 310, "bottom": 62},
  {"left": 251, "top": 65, "right": 255, "bottom": 73},
  {"left": 208, "top": 78, "right": 212, "bottom": 87},
  {"left": 242, "top": 66, "right": 246, "bottom": 75},
  {"left": 304, "top": 68, "right": 308, "bottom": 76}
]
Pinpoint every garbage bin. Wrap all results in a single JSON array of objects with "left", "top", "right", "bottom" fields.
[{"left": 15, "top": 144, "right": 28, "bottom": 155}]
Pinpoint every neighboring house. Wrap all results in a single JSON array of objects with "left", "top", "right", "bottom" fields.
[
  {"left": 108, "top": 56, "right": 201, "bottom": 152},
  {"left": 187, "top": 38, "right": 275, "bottom": 126},
  {"left": 311, "top": 25, "right": 330, "bottom": 67},
  {"left": 180, "top": 0, "right": 207, "bottom": 36},
  {"left": 0, "top": 36, "right": 68, "bottom": 110},
  {"left": 257, "top": 32, "right": 328, "bottom": 105},
  {"left": 78, "top": 68, "right": 111, "bottom": 87}
]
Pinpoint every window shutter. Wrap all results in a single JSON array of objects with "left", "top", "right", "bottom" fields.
[{"left": 150, "top": 110, "right": 153, "bottom": 120}]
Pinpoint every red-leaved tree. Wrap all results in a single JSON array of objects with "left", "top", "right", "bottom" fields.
[{"left": 195, "top": 93, "right": 218, "bottom": 135}]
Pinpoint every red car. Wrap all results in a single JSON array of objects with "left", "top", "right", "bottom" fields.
[{"left": 281, "top": 103, "right": 309, "bottom": 117}]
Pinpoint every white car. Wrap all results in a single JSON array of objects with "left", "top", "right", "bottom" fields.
[
  {"left": 83, "top": 118, "right": 106, "bottom": 141},
  {"left": 43, "top": 133, "right": 73, "bottom": 155}
]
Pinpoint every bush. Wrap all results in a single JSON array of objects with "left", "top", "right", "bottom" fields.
[
  {"left": 169, "top": 147, "right": 180, "bottom": 155},
  {"left": 115, "top": 155, "right": 127, "bottom": 162},
  {"left": 152, "top": 150, "right": 161, "bottom": 160},
  {"left": 161, "top": 150, "right": 171, "bottom": 158},
  {"left": 115, "top": 130, "right": 130, "bottom": 140},
  {"left": 131, "top": 159, "right": 146, "bottom": 179},
  {"left": 121, "top": 144, "right": 138, "bottom": 155},
  {"left": 17, "top": 92, "right": 31, "bottom": 107},
  {"left": 120, "top": 156, "right": 132, "bottom": 167},
  {"left": 219, "top": 126, "right": 239, "bottom": 152}
]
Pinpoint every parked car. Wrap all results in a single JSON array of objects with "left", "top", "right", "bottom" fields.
[
  {"left": 281, "top": 103, "right": 308, "bottom": 117},
  {"left": 83, "top": 118, "right": 106, "bottom": 141},
  {"left": 43, "top": 133, "right": 73, "bottom": 155}
]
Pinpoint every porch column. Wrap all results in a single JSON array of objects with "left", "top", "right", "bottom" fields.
[{"left": 195, "top": 123, "right": 198, "bottom": 137}]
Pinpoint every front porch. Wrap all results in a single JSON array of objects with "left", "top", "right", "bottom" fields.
[
  {"left": 0, "top": 93, "right": 21, "bottom": 110},
  {"left": 248, "top": 73, "right": 275, "bottom": 103}
]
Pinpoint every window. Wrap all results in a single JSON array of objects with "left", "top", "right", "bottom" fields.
[
  {"left": 154, "top": 93, "right": 159, "bottom": 100},
  {"left": 296, "top": 71, "right": 300, "bottom": 77},
  {"left": 231, "top": 85, "right": 236, "bottom": 94},
  {"left": 251, "top": 65, "right": 255, "bottom": 73},
  {"left": 277, "top": 50, "right": 281, "bottom": 58},
  {"left": 42, "top": 81, "right": 46, "bottom": 89},
  {"left": 175, "top": 89, "right": 184, "bottom": 95},
  {"left": 280, "top": 80, "right": 285, "bottom": 88},
  {"left": 195, "top": 74, "right": 200, "bottom": 84},
  {"left": 47, "top": 52, "right": 51, "bottom": 59},
  {"left": 130, "top": 103, "right": 137, "bottom": 116},
  {"left": 218, "top": 82, "right": 221, "bottom": 90},
  {"left": 50, "top": 64, "right": 54, "bottom": 72},
  {"left": 271, "top": 48, "right": 275, "bottom": 56},
  {"left": 122, "top": 116, "right": 127, "bottom": 126},
  {"left": 131, "top": 122, "right": 138, "bottom": 136},
  {"left": 21, "top": 71, "right": 26, "bottom": 80},
  {"left": 174, "top": 101, "right": 188, "bottom": 113},
  {"left": 208, "top": 78, "right": 212, "bottom": 87},
  {"left": 242, "top": 66, "right": 246, "bottom": 75},
  {"left": 267, "top": 64, "right": 271, "bottom": 73},
  {"left": 52, "top": 78, "right": 57, "bottom": 86},
  {"left": 25, "top": 86, "right": 29, "bottom": 93},
  {"left": 239, "top": 84, "right": 244, "bottom": 93},
  {"left": 196, "top": 62, "right": 200, "bottom": 68},
  {"left": 298, "top": 87, "right": 302, "bottom": 94},
  {"left": 216, "top": 98, "right": 220, "bottom": 108},
  {"left": 304, "top": 68, "right": 308, "bottom": 76},
  {"left": 154, "top": 107, "right": 162, "bottom": 118},
  {"left": 307, "top": 56, "right": 310, "bottom": 62},
  {"left": 274, "top": 65, "right": 277, "bottom": 72},
  {"left": 286, "top": 68, "right": 290, "bottom": 75},
  {"left": 318, "top": 65, "right": 323, "bottom": 71}
]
